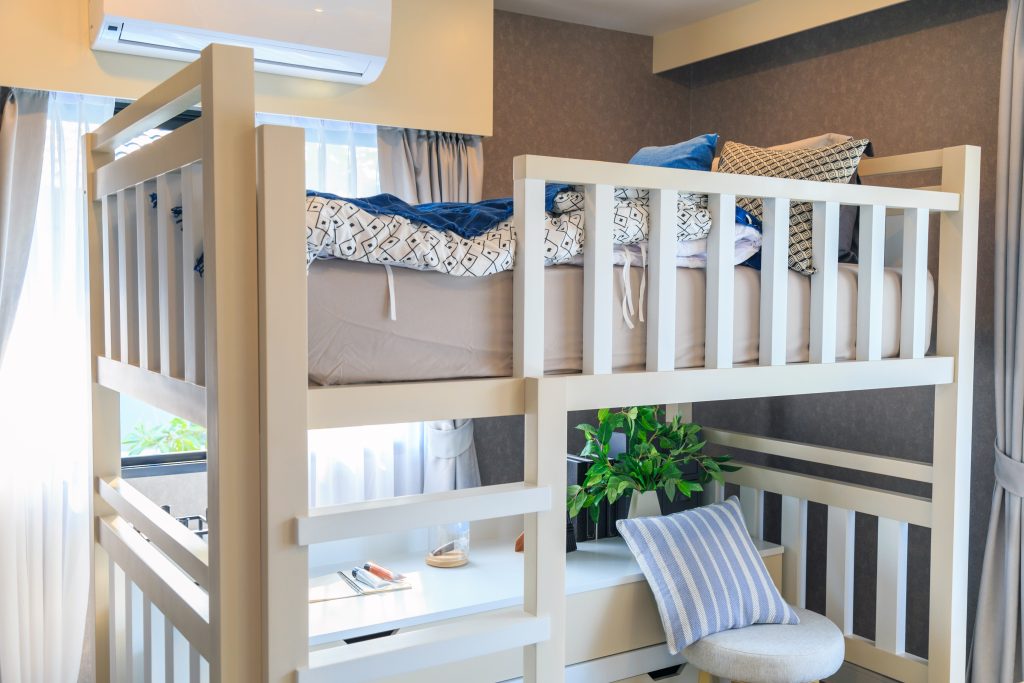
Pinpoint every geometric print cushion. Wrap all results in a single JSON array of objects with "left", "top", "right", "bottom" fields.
[
  {"left": 717, "top": 138, "right": 870, "bottom": 274},
  {"left": 616, "top": 497, "right": 800, "bottom": 654}
]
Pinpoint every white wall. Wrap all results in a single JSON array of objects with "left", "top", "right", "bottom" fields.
[{"left": 0, "top": 0, "right": 494, "bottom": 135}]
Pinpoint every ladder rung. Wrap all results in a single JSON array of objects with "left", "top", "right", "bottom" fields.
[{"left": 297, "top": 482, "right": 552, "bottom": 545}]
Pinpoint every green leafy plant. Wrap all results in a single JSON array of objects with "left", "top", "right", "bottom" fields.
[
  {"left": 123, "top": 417, "right": 207, "bottom": 456},
  {"left": 567, "top": 406, "right": 738, "bottom": 523}
]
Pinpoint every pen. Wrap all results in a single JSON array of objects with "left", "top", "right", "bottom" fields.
[{"left": 431, "top": 541, "right": 456, "bottom": 556}]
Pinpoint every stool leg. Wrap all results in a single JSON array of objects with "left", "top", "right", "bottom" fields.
[{"left": 696, "top": 671, "right": 714, "bottom": 683}]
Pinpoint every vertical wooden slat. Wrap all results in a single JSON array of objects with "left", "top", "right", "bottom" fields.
[
  {"left": 200, "top": 44, "right": 261, "bottom": 683},
  {"left": 646, "top": 188, "right": 677, "bottom": 371},
  {"left": 826, "top": 506, "right": 855, "bottom": 634},
  {"left": 901, "top": 207, "right": 929, "bottom": 359},
  {"left": 117, "top": 188, "right": 140, "bottom": 366},
  {"left": 707, "top": 480, "right": 725, "bottom": 504},
  {"left": 582, "top": 183, "right": 614, "bottom": 375},
  {"left": 142, "top": 598, "right": 154, "bottom": 683},
  {"left": 781, "top": 495, "right": 807, "bottom": 607},
  {"left": 759, "top": 197, "right": 789, "bottom": 366},
  {"left": 111, "top": 563, "right": 128, "bottom": 683},
  {"left": 739, "top": 486, "right": 764, "bottom": 539},
  {"left": 156, "top": 172, "right": 184, "bottom": 378},
  {"left": 180, "top": 161, "right": 205, "bottom": 385},
  {"left": 929, "top": 145, "right": 980, "bottom": 683},
  {"left": 87, "top": 132, "right": 119, "bottom": 683},
  {"left": 810, "top": 201, "right": 840, "bottom": 363},
  {"left": 513, "top": 177, "right": 546, "bottom": 377},
  {"left": 706, "top": 193, "right": 735, "bottom": 369},
  {"left": 136, "top": 181, "right": 160, "bottom": 371},
  {"left": 257, "top": 125, "right": 310, "bottom": 682},
  {"left": 102, "top": 195, "right": 121, "bottom": 360},
  {"left": 876, "top": 517, "right": 909, "bottom": 654},
  {"left": 857, "top": 204, "right": 886, "bottom": 361},
  {"left": 523, "top": 378, "right": 568, "bottom": 683}
]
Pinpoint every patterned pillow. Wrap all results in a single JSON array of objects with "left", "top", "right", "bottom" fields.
[
  {"left": 616, "top": 497, "right": 799, "bottom": 654},
  {"left": 716, "top": 138, "right": 870, "bottom": 274}
]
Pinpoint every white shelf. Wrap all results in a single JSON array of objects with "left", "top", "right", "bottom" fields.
[{"left": 309, "top": 535, "right": 782, "bottom": 646}]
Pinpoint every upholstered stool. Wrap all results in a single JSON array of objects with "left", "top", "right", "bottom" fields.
[{"left": 684, "top": 607, "right": 844, "bottom": 683}]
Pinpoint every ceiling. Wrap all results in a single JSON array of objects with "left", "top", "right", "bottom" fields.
[{"left": 493, "top": 0, "right": 760, "bottom": 36}]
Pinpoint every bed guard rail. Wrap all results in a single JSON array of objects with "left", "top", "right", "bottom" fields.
[{"left": 511, "top": 152, "right": 965, "bottom": 378}]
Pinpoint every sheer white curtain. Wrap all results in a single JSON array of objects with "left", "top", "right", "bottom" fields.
[
  {"left": 256, "top": 113, "right": 379, "bottom": 195},
  {"left": 308, "top": 420, "right": 482, "bottom": 507},
  {"left": 0, "top": 92, "right": 113, "bottom": 682}
]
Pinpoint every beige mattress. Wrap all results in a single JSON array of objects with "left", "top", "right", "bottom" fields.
[{"left": 307, "top": 260, "right": 934, "bottom": 385}]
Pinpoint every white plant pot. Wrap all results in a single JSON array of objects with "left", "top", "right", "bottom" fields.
[{"left": 628, "top": 490, "right": 662, "bottom": 518}]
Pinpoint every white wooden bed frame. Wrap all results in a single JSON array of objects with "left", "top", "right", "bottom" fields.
[{"left": 86, "top": 45, "right": 979, "bottom": 683}]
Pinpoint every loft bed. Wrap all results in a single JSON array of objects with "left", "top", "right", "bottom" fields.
[{"left": 86, "top": 45, "right": 978, "bottom": 683}]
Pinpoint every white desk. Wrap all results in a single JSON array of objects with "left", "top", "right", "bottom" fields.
[{"left": 309, "top": 536, "right": 783, "bottom": 647}]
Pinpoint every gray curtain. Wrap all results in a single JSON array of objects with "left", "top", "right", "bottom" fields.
[
  {"left": 423, "top": 419, "right": 482, "bottom": 493},
  {"left": 377, "top": 126, "right": 483, "bottom": 204},
  {"left": 973, "top": 1, "right": 1024, "bottom": 680},
  {"left": 0, "top": 88, "right": 49, "bottom": 367}
]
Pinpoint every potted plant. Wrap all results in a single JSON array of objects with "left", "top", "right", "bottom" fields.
[{"left": 567, "top": 406, "right": 738, "bottom": 521}]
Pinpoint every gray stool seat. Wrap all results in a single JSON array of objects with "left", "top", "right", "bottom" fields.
[{"left": 682, "top": 607, "right": 844, "bottom": 683}]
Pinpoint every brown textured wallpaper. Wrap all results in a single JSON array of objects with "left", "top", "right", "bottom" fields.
[
  {"left": 483, "top": 10, "right": 691, "bottom": 199},
  {"left": 676, "top": 0, "right": 1005, "bottom": 658},
  {"left": 478, "top": 0, "right": 1005, "bottom": 660}
]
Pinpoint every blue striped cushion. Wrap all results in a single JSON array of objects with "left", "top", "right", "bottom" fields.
[{"left": 616, "top": 496, "right": 799, "bottom": 653}]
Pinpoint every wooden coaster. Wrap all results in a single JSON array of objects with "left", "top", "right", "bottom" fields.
[{"left": 425, "top": 551, "right": 468, "bottom": 568}]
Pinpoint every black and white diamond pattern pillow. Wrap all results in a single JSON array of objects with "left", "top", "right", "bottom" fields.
[{"left": 716, "top": 138, "right": 870, "bottom": 274}]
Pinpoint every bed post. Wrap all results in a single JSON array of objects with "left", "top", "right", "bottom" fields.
[
  {"left": 928, "top": 144, "right": 980, "bottom": 683},
  {"left": 86, "top": 132, "right": 120, "bottom": 683},
  {"left": 257, "top": 124, "right": 309, "bottom": 683},
  {"left": 199, "top": 44, "right": 262, "bottom": 682},
  {"left": 523, "top": 377, "right": 568, "bottom": 683}
]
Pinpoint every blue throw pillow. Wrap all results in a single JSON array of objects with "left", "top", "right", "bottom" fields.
[
  {"left": 628, "top": 133, "right": 719, "bottom": 171},
  {"left": 616, "top": 497, "right": 799, "bottom": 653}
]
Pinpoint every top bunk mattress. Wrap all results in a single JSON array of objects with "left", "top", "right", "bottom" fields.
[{"left": 307, "top": 261, "right": 935, "bottom": 386}]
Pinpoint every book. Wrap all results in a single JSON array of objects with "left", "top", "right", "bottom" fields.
[{"left": 309, "top": 571, "right": 415, "bottom": 603}]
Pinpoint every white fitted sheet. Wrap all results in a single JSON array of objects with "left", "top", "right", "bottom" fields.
[{"left": 307, "top": 261, "right": 934, "bottom": 386}]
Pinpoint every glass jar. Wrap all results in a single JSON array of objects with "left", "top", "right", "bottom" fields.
[{"left": 425, "top": 522, "right": 470, "bottom": 568}]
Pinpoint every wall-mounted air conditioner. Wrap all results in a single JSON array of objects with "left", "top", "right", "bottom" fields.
[{"left": 89, "top": 0, "right": 391, "bottom": 84}]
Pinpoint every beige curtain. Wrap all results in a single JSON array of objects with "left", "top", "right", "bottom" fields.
[
  {"left": 0, "top": 88, "right": 48, "bottom": 366},
  {"left": 972, "top": 0, "right": 1024, "bottom": 679},
  {"left": 377, "top": 126, "right": 483, "bottom": 204}
]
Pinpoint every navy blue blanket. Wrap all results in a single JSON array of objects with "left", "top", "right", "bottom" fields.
[{"left": 308, "top": 185, "right": 570, "bottom": 239}]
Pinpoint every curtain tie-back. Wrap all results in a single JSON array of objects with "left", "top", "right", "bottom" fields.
[
  {"left": 425, "top": 420, "right": 474, "bottom": 460},
  {"left": 994, "top": 441, "right": 1024, "bottom": 498}
]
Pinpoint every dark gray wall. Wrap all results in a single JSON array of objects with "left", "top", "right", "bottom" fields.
[{"left": 483, "top": 10, "right": 691, "bottom": 200}]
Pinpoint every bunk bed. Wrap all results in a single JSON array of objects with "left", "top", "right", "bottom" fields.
[{"left": 86, "top": 45, "right": 979, "bottom": 683}]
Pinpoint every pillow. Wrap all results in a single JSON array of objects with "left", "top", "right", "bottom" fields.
[
  {"left": 770, "top": 133, "right": 874, "bottom": 263},
  {"left": 769, "top": 132, "right": 854, "bottom": 151},
  {"left": 629, "top": 133, "right": 718, "bottom": 172},
  {"left": 716, "top": 138, "right": 870, "bottom": 274},
  {"left": 616, "top": 497, "right": 799, "bottom": 654}
]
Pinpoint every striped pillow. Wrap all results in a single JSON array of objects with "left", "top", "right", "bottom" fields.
[{"left": 616, "top": 497, "right": 799, "bottom": 653}]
